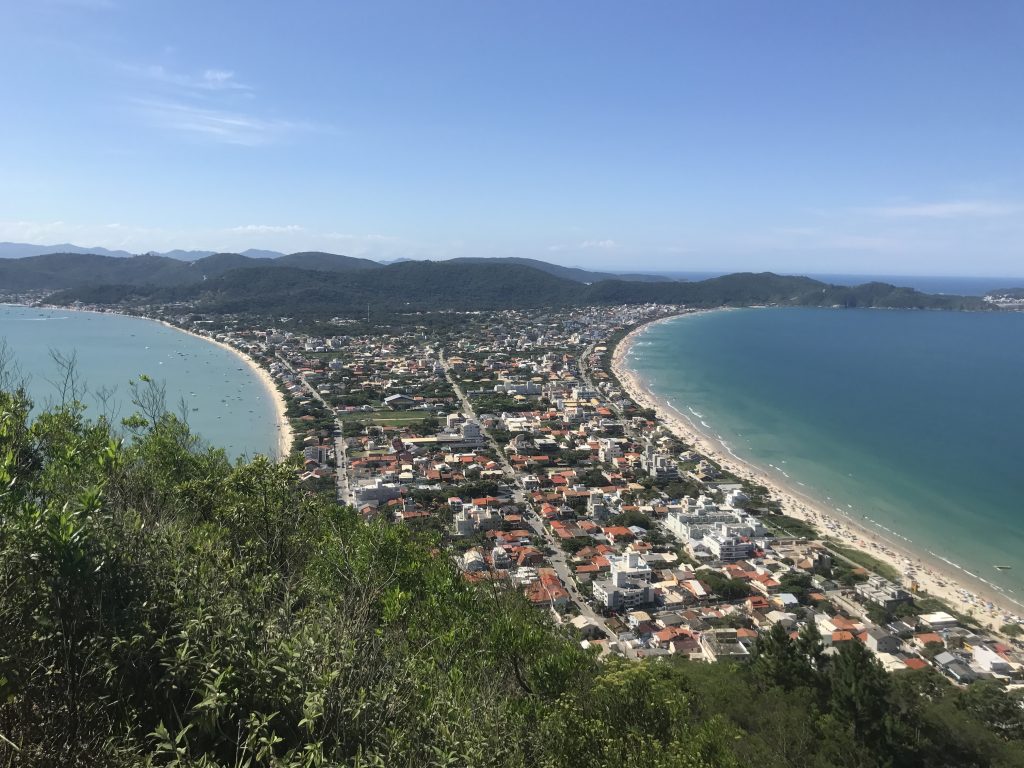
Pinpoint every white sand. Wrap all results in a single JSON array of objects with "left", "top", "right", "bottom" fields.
[
  {"left": 613, "top": 313, "right": 1021, "bottom": 632},
  {"left": 163, "top": 322, "right": 294, "bottom": 461}
]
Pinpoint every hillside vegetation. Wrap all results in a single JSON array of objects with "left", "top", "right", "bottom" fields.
[
  {"left": 0, "top": 252, "right": 379, "bottom": 291},
  {"left": 30, "top": 266, "right": 986, "bottom": 319},
  {"left": 0, "top": 251, "right": 665, "bottom": 292},
  {"left": 0, "top": 251, "right": 990, "bottom": 316},
  {"left": 2, "top": 384, "right": 1024, "bottom": 767},
  {"left": 442, "top": 256, "right": 674, "bottom": 283}
]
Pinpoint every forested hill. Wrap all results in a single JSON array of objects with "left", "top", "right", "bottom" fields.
[
  {"left": 583, "top": 274, "right": 989, "bottom": 310},
  {"left": 4, "top": 389, "right": 1024, "bottom": 766},
  {"left": 0, "top": 251, "right": 988, "bottom": 315},
  {"left": 49, "top": 265, "right": 987, "bottom": 316},
  {"left": 0, "top": 250, "right": 383, "bottom": 290},
  {"left": 442, "top": 256, "right": 674, "bottom": 283},
  {"left": 0, "top": 250, "right": 667, "bottom": 290}
]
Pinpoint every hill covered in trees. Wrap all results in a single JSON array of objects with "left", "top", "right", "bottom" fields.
[
  {"left": 28, "top": 269, "right": 988, "bottom": 321},
  {"left": 0, "top": 250, "right": 668, "bottom": 292},
  {"left": 0, "top": 251, "right": 991, "bottom": 317},
  {"left": 442, "top": 256, "right": 674, "bottom": 283},
  {"left": 2, "top": 385, "right": 1024, "bottom": 767},
  {"left": 0, "top": 251, "right": 382, "bottom": 291}
]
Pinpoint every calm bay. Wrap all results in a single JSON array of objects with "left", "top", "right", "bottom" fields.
[
  {"left": 629, "top": 307, "right": 1024, "bottom": 601},
  {"left": 1, "top": 304, "right": 280, "bottom": 459}
]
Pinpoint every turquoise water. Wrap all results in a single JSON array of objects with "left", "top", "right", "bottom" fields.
[
  {"left": 630, "top": 308, "right": 1024, "bottom": 601},
  {"left": 0, "top": 305, "right": 280, "bottom": 459}
]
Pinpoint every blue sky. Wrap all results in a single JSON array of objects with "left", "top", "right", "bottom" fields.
[{"left": 2, "top": 1, "right": 1023, "bottom": 276}]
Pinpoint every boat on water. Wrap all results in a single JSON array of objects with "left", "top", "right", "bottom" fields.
[{"left": 995, "top": 565, "right": 1013, "bottom": 571}]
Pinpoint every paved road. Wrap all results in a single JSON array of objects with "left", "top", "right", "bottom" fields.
[
  {"left": 441, "top": 350, "right": 614, "bottom": 637},
  {"left": 276, "top": 352, "right": 353, "bottom": 506},
  {"left": 438, "top": 351, "right": 516, "bottom": 481}
]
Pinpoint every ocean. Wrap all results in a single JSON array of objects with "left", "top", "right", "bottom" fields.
[
  {"left": 0, "top": 305, "right": 281, "bottom": 459},
  {"left": 628, "top": 307, "right": 1024, "bottom": 601}
]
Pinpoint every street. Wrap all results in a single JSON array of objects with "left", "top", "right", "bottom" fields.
[{"left": 441, "top": 350, "right": 614, "bottom": 637}]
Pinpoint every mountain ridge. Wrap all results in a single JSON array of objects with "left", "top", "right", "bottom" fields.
[
  {"left": 0, "top": 243, "right": 679, "bottom": 286},
  {"left": 0, "top": 241, "right": 287, "bottom": 261},
  {"left": 442, "top": 256, "right": 675, "bottom": 283},
  {"left": 19, "top": 257, "right": 988, "bottom": 317}
]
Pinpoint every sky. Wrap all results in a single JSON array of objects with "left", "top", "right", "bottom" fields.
[{"left": 2, "top": 1, "right": 1023, "bottom": 276}]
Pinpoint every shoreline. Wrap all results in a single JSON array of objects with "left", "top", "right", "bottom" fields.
[
  {"left": 5, "top": 302, "right": 293, "bottom": 462},
  {"left": 156, "top": 320, "right": 294, "bottom": 461},
  {"left": 612, "top": 311, "right": 1021, "bottom": 632}
]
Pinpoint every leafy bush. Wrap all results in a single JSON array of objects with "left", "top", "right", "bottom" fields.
[{"left": 2, "top": 389, "right": 1023, "bottom": 767}]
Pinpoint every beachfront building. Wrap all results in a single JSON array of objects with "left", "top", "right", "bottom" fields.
[
  {"left": 641, "top": 437, "right": 681, "bottom": 481},
  {"left": 644, "top": 450, "right": 681, "bottom": 481},
  {"left": 664, "top": 496, "right": 766, "bottom": 556},
  {"left": 919, "top": 611, "right": 960, "bottom": 631},
  {"left": 855, "top": 575, "right": 913, "bottom": 612}
]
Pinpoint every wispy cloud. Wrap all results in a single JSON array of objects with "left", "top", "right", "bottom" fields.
[
  {"left": 229, "top": 224, "right": 305, "bottom": 234},
  {"left": 0, "top": 219, "right": 413, "bottom": 258},
  {"left": 866, "top": 200, "right": 1023, "bottom": 219},
  {"left": 133, "top": 99, "right": 310, "bottom": 146},
  {"left": 116, "top": 58, "right": 323, "bottom": 146},
  {"left": 325, "top": 233, "right": 401, "bottom": 243},
  {"left": 0, "top": 220, "right": 70, "bottom": 241},
  {"left": 547, "top": 238, "right": 619, "bottom": 252},
  {"left": 129, "top": 64, "right": 253, "bottom": 92},
  {"left": 0, "top": 219, "right": 165, "bottom": 251},
  {"left": 200, "top": 69, "right": 247, "bottom": 90}
]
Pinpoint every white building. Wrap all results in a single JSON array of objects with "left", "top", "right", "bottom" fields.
[
  {"left": 593, "top": 552, "right": 654, "bottom": 610},
  {"left": 598, "top": 438, "right": 623, "bottom": 464},
  {"left": 587, "top": 490, "right": 610, "bottom": 520},
  {"left": 703, "top": 529, "right": 755, "bottom": 561},
  {"left": 664, "top": 496, "right": 765, "bottom": 548},
  {"left": 973, "top": 645, "right": 1013, "bottom": 675},
  {"left": 452, "top": 504, "right": 500, "bottom": 537},
  {"left": 462, "top": 549, "right": 487, "bottom": 572},
  {"left": 491, "top": 546, "right": 512, "bottom": 570},
  {"left": 355, "top": 479, "right": 402, "bottom": 505},
  {"left": 855, "top": 575, "right": 913, "bottom": 611}
]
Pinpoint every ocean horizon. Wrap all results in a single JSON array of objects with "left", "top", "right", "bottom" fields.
[
  {"left": 0, "top": 304, "right": 281, "bottom": 459},
  {"left": 627, "top": 306, "right": 1024, "bottom": 605}
]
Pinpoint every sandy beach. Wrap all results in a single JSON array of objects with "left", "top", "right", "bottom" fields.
[
  {"left": 612, "top": 313, "right": 1021, "bottom": 632},
  {"left": 162, "top": 322, "right": 294, "bottom": 461}
]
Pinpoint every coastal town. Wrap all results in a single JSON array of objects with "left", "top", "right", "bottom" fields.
[
  {"left": 11, "top": 3, "right": 1024, "bottom": 760},
  {"left": 50, "top": 296, "right": 1019, "bottom": 690}
]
